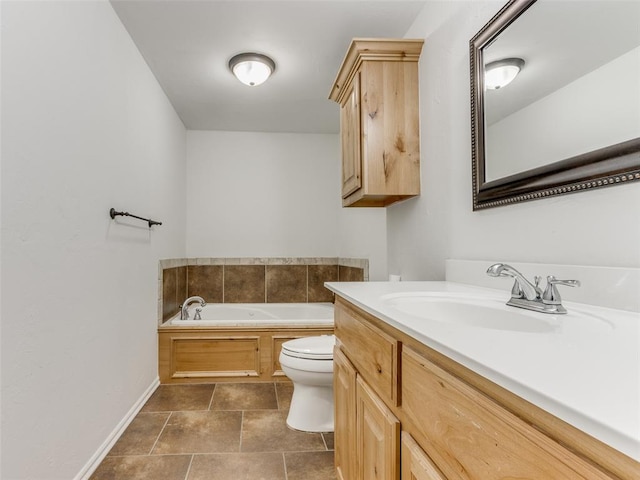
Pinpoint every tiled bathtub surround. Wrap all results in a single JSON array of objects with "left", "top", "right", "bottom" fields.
[{"left": 160, "top": 258, "right": 368, "bottom": 323}]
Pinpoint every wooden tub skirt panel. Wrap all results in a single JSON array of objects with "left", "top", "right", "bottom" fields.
[
  {"left": 159, "top": 326, "right": 334, "bottom": 383},
  {"left": 170, "top": 336, "right": 260, "bottom": 379}
]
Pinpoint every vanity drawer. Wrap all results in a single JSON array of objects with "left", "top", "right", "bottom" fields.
[
  {"left": 335, "top": 298, "right": 398, "bottom": 405},
  {"left": 401, "top": 346, "right": 614, "bottom": 480}
]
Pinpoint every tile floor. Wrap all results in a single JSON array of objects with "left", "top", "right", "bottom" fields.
[{"left": 91, "top": 383, "right": 336, "bottom": 480}]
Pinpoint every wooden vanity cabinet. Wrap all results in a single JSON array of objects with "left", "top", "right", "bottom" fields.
[
  {"left": 329, "top": 39, "right": 423, "bottom": 207},
  {"left": 333, "top": 296, "right": 639, "bottom": 480}
]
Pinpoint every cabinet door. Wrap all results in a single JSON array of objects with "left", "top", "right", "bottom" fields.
[
  {"left": 340, "top": 72, "right": 362, "bottom": 198},
  {"left": 401, "top": 432, "right": 446, "bottom": 480},
  {"left": 334, "top": 346, "right": 357, "bottom": 480},
  {"left": 357, "top": 376, "right": 400, "bottom": 480}
]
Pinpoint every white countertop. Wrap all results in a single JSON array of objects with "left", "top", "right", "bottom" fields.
[{"left": 325, "top": 281, "right": 640, "bottom": 461}]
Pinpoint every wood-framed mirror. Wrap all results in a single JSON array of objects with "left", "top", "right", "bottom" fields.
[{"left": 470, "top": 0, "right": 640, "bottom": 210}]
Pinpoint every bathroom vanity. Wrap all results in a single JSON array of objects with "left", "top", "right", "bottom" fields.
[{"left": 326, "top": 281, "right": 640, "bottom": 480}]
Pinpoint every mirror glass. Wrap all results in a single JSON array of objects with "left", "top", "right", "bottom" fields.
[{"left": 471, "top": 0, "right": 640, "bottom": 209}]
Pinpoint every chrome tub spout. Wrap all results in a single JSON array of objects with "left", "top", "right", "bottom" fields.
[{"left": 180, "top": 296, "right": 206, "bottom": 320}]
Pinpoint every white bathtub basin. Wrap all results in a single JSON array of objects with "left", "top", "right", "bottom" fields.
[{"left": 169, "top": 302, "right": 334, "bottom": 326}]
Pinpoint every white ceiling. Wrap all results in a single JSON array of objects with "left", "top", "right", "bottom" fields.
[{"left": 110, "top": 0, "right": 426, "bottom": 134}]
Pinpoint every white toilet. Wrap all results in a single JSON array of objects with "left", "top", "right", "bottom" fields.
[{"left": 279, "top": 335, "right": 336, "bottom": 432}]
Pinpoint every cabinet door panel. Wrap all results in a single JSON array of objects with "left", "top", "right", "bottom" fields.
[
  {"left": 401, "top": 432, "right": 446, "bottom": 480},
  {"left": 340, "top": 73, "right": 362, "bottom": 198},
  {"left": 334, "top": 346, "right": 357, "bottom": 480},
  {"left": 359, "top": 61, "right": 420, "bottom": 196},
  {"left": 357, "top": 376, "right": 400, "bottom": 480}
]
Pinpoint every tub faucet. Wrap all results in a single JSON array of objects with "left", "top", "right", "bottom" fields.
[
  {"left": 487, "top": 263, "right": 579, "bottom": 314},
  {"left": 180, "top": 296, "right": 206, "bottom": 320}
]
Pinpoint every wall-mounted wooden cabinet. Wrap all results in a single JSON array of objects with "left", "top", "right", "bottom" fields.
[{"left": 329, "top": 39, "right": 423, "bottom": 207}]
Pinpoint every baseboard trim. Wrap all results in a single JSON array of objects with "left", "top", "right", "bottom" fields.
[{"left": 74, "top": 377, "right": 160, "bottom": 480}]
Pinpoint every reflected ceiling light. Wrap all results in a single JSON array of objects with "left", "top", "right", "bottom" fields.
[
  {"left": 228, "top": 53, "right": 276, "bottom": 86},
  {"left": 485, "top": 58, "right": 525, "bottom": 90}
]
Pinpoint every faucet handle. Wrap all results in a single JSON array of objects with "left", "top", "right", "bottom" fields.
[
  {"left": 510, "top": 279, "right": 523, "bottom": 298},
  {"left": 542, "top": 276, "right": 581, "bottom": 305}
]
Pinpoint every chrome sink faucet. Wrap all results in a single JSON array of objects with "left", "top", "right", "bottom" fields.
[
  {"left": 487, "top": 263, "right": 580, "bottom": 314},
  {"left": 180, "top": 296, "right": 206, "bottom": 320}
]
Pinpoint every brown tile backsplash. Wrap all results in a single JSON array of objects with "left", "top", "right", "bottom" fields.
[
  {"left": 160, "top": 258, "right": 367, "bottom": 323},
  {"left": 188, "top": 265, "right": 223, "bottom": 303},
  {"left": 176, "top": 266, "right": 187, "bottom": 305},
  {"left": 266, "top": 265, "right": 307, "bottom": 303},
  {"left": 162, "top": 268, "right": 178, "bottom": 321},
  {"left": 308, "top": 265, "right": 338, "bottom": 303},
  {"left": 338, "top": 265, "right": 365, "bottom": 282},
  {"left": 162, "top": 266, "right": 188, "bottom": 322},
  {"left": 224, "top": 265, "right": 266, "bottom": 303}
]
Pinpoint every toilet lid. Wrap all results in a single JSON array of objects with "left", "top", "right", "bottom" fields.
[{"left": 281, "top": 335, "right": 335, "bottom": 360}]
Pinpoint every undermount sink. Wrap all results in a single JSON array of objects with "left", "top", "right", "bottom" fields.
[{"left": 380, "top": 292, "right": 612, "bottom": 334}]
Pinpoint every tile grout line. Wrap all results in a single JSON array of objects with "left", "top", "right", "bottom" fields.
[
  {"left": 273, "top": 381, "right": 281, "bottom": 411},
  {"left": 183, "top": 454, "right": 195, "bottom": 480},
  {"left": 208, "top": 384, "right": 217, "bottom": 411},
  {"left": 239, "top": 410, "right": 245, "bottom": 453},
  {"left": 321, "top": 433, "right": 328, "bottom": 451},
  {"left": 282, "top": 451, "right": 289, "bottom": 480},
  {"left": 148, "top": 412, "right": 173, "bottom": 455}
]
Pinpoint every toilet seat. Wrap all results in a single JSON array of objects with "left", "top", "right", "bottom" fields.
[{"left": 281, "top": 335, "right": 335, "bottom": 360}]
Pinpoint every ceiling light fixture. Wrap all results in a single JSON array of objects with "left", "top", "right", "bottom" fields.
[
  {"left": 228, "top": 52, "right": 276, "bottom": 87},
  {"left": 484, "top": 58, "right": 525, "bottom": 90}
]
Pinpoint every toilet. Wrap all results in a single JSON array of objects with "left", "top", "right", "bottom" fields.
[{"left": 279, "top": 335, "right": 336, "bottom": 432}]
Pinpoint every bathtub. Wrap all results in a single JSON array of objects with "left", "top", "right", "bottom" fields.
[
  {"left": 159, "top": 302, "right": 335, "bottom": 383},
  {"left": 169, "top": 302, "right": 334, "bottom": 326}
]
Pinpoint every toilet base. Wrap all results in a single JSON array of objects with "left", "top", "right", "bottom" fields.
[{"left": 286, "top": 383, "right": 334, "bottom": 433}]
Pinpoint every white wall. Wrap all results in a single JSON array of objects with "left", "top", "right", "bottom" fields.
[
  {"left": 387, "top": 1, "right": 640, "bottom": 281},
  {"left": 1, "top": 1, "right": 186, "bottom": 478},
  {"left": 186, "top": 131, "right": 388, "bottom": 279},
  {"left": 338, "top": 206, "right": 388, "bottom": 281}
]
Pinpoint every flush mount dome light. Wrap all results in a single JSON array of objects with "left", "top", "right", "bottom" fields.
[
  {"left": 229, "top": 52, "right": 276, "bottom": 86},
  {"left": 484, "top": 58, "right": 525, "bottom": 90}
]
